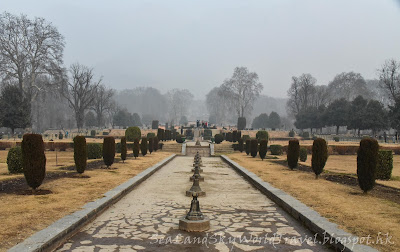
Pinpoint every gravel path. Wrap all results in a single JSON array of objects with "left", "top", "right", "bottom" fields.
[{"left": 57, "top": 157, "right": 331, "bottom": 251}]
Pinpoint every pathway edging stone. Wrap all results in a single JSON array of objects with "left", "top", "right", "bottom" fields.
[
  {"left": 221, "top": 155, "right": 378, "bottom": 252},
  {"left": 8, "top": 154, "right": 176, "bottom": 252}
]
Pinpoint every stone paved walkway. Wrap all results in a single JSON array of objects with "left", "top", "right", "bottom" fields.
[{"left": 57, "top": 157, "right": 331, "bottom": 251}]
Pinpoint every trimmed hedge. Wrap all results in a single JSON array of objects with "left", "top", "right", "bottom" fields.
[
  {"left": 311, "top": 138, "right": 328, "bottom": 178},
  {"left": 87, "top": 143, "right": 102, "bottom": 159},
  {"left": 22, "top": 134, "right": 46, "bottom": 191},
  {"left": 74, "top": 136, "right": 87, "bottom": 174},
  {"left": 357, "top": 138, "right": 379, "bottom": 193},
  {"left": 214, "top": 134, "right": 223, "bottom": 144},
  {"left": 103, "top": 137, "right": 115, "bottom": 168},
  {"left": 259, "top": 139, "right": 267, "bottom": 160},
  {"left": 376, "top": 150, "right": 393, "bottom": 180},
  {"left": 141, "top": 137, "right": 148, "bottom": 156},
  {"left": 245, "top": 139, "right": 251, "bottom": 155},
  {"left": 204, "top": 129, "right": 212, "bottom": 140},
  {"left": 133, "top": 138, "right": 140, "bottom": 159},
  {"left": 232, "top": 130, "right": 238, "bottom": 142},
  {"left": 152, "top": 120, "right": 159, "bottom": 129},
  {"left": 270, "top": 144, "right": 283, "bottom": 155},
  {"left": 287, "top": 139, "right": 300, "bottom": 169},
  {"left": 289, "top": 130, "right": 295, "bottom": 137},
  {"left": 7, "top": 146, "right": 23, "bottom": 174},
  {"left": 125, "top": 127, "right": 141, "bottom": 142},
  {"left": 91, "top": 130, "right": 96, "bottom": 137},
  {"left": 250, "top": 139, "right": 258, "bottom": 158},
  {"left": 121, "top": 137, "right": 127, "bottom": 162},
  {"left": 147, "top": 132, "right": 155, "bottom": 139},
  {"left": 299, "top": 147, "right": 307, "bottom": 162}
]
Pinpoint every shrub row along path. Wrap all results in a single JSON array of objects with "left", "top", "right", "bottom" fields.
[{"left": 57, "top": 156, "right": 330, "bottom": 251}]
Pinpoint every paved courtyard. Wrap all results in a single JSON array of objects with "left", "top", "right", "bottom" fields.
[{"left": 57, "top": 156, "right": 331, "bottom": 251}]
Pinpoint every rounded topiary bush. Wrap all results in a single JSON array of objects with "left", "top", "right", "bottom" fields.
[
  {"left": 299, "top": 147, "right": 308, "bottom": 162},
  {"left": 214, "top": 134, "right": 223, "bottom": 144},
  {"left": 289, "top": 130, "right": 295, "bottom": 137},
  {"left": 245, "top": 139, "right": 251, "bottom": 155},
  {"left": 120, "top": 137, "right": 127, "bottom": 162},
  {"left": 259, "top": 139, "right": 267, "bottom": 160},
  {"left": 148, "top": 137, "right": 153, "bottom": 154},
  {"left": 287, "top": 139, "right": 300, "bottom": 169},
  {"left": 125, "top": 127, "right": 141, "bottom": 142},
  {"left": 270, "top": 145, "right": 283, "bottom": 155},
  {"left": 87, "top": 143, "right": 102, "bottom": 159},
  {"left": 238, "top": 138, "right": 244, "bottom": 152},
  {"left": 74, "top": 136, "right": 87, "bottom": 174},
  {"left": 7, "top": 146, "right": 23, "bottom": 174},
  {"left": 311, "top": 138, "right": 328, "bottom": 178},
  {"left": 133, "top": 138, "right": 140, "bottom": 159},
  {"left": 357, "top": 138, "right": 379, "bottom": 193},
  {"left": 250, "top": 139, "right": 258, "bottom": 158},
  {"left": 376, "top": 150, "right": 393, "bottom": 180},
  {"left": 256, "top": 130, "right": 269, "bottom": 142},
  {"left": 22, "top": 134, "right": 46, "bottom": 191},
  {"left": 103, "top": 137, "right": 116, "bottom": 168},
  {"left": 141, "top": 137, "right": 148, "bottom": 156},
  {"left": 176, "top": 134, "right": 184, "bottom": 143}
]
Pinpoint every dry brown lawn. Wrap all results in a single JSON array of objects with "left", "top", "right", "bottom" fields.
[
  {"left": 0, "top": 151, "right": 172, "bottom": 251},
  {"left": 227, "top": 152, "right": 400, "bottom": 252},
  {"left": 299, "top": 155, "right": 400, "bottom": 189}
]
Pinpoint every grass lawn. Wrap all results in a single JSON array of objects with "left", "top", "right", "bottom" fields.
[
  {"left": 0, "top": 151, "right": 172, "bottom": 251},
  {"left": 227, "top": 152, "right": 400, "bottom": 252}
]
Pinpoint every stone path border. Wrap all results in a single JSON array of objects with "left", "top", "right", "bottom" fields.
[
  {"left": 9, "top": 154, "right": 176, "bottom": 252},
  {"left": 220, "top": 155, "right": 378, "bottom": 252}
]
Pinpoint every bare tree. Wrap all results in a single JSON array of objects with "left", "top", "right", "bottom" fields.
[
  {"left": 286, "top": 74, "right": 317, "bottom": 117},
  {"left": 91, "top": 84, "right": 115, "bottom": 127},
  {"left": 378, "top": 59, "right": 400, "bottom": 102},
  {"left": 62, "top": 63, "right": 100, "bottom": 131},
  {"left": 0, "top": 12, "right": 65, "bottom": 101},
  {"left": 219, "top": 67, "right": 263, "bottom": 118},
  {"left": 166, "top": 89, "right": 194, "bottom": 123},
  {"left": 206, "top": 87, "right": 231, "bottom": 124},
  {"left": 327, "top": 72, "right": 370, "bottom": 102}
]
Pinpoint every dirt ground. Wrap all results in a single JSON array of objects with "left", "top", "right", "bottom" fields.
[
  {"left": 0, "top": 151, "right": 172, "bottom": 251},
  {"left": 227, "top": 152, "right": 400, "bottom": 252}
]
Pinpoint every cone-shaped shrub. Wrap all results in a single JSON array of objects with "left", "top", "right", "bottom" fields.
[
  {"left": 245, "top": 139, "right": 251, "bottom": 155},
  {"left": 103, "top": 137, "right": 115, "bottom": 168},
  {"left": 287, "top": 139, "right": 300, "bottom": 169},
  {"left": 259, "top": 139, "right": 267, "bottom": 160},
  {"left": 311, "top": 138, "right": 328, "bottom": 178},
  {"left": 376, "top": 150, "right": 393, "bottom": 180},
  {"left": 120, "top": 137, "right": 127, "bottom": 162},
  {"left": 250, "top": 139, "right": 258, "bottom": 158},
  {"left": 232, "top": 130, "right": 238, "bottom": 142},
  {"left": 238, "top": 138, "right": 244, "bottom": 152},
  {"left": 22, "top": 134, "right": 46, "bottom": 191},
  {"left": 299, "top": 147, "right": 308, "bottom": 162},
  {"left": 133, "top": 138, "right": 140, "bottom": 159},
  {"left": 153, "top": 136, "right": 159, "bottom": 152},
  {"left": 215, "top": 134, "right": 223, "bottom": 144},
  {"left": 141, "top": 137, "right": 148, "bottom": 156},
  {"left": 357, "top": 138, "right": 379, "bottom": 193},
  {"left": 148, "top": 137, "right": 153, "bottom": 154},
  {"left": 7, "top": 146, "right": 23, "bottom": 173},
  {"left": 74, "top": 136, "right": 87, "bottom": 174}
]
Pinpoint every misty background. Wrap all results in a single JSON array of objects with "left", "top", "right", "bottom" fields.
[{"left": 1, "top": 0, "right": 400, "bottom": 132}]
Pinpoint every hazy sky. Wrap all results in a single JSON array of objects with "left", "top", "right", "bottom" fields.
[{"left": 2, "top": 0, "right": 400, "bottom": 99}]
